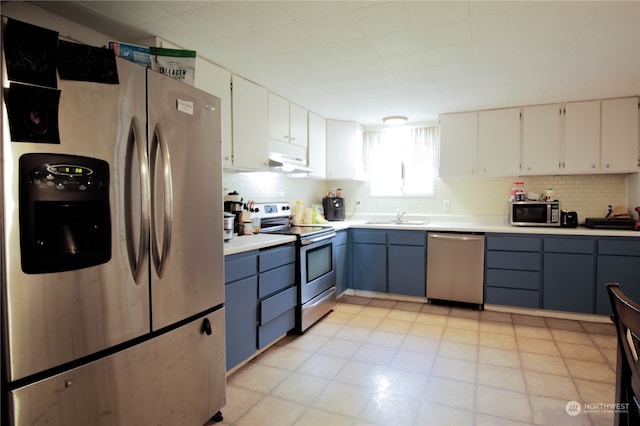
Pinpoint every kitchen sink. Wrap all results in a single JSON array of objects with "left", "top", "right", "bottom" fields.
[{"left": 365, "top": 220, "right": 428, "bottom": 226}]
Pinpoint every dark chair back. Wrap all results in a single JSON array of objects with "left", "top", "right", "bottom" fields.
[{"left": 608, "top": 283, "right": 640, "bottom": 426}]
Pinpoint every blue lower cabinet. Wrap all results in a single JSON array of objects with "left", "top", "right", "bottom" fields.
[
  {"left": 351, "top": 229, "right": 387, "bottom": 293},
  {"left": 225, "top": 275, "right": 257, "bottom": 371},
  {"left": 543, "top": 252, "right": 595, "bottom": 313},
  {"left": 542, "top": 236, "right": 596, "bottom": 314},
  {"left": 485, "top": 233, "right": 541, "bottom": 309},
  {"left": 351, "top": 229, "right": 427, "bottom": 297},
  {"left": 258, "top": 286, "right": 296, "bottom": 349},
  {"left": 388, "top": 244, "right": 426, "bottom": 297},
  {"left": 596, "top": 255, "right": 640, "bottom": 315},
  {"left": 352, "top": 240, "right": 387, "bottom": 292},
  {"left": 595, "top": 238, "right": 640, "bottom": 315},
  {"left": 258, "top": 308, "right": 296, "bottom": 349},
  {"left": 334, "top": 230, "right": 349, "bottom": 295},
  {"left": 486, "top": 287, "right": 539, "bottom": 309}
]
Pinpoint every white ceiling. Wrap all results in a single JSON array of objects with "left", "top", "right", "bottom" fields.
[{"left": 25, "top": 1, "right": 640, "bottom": 126}]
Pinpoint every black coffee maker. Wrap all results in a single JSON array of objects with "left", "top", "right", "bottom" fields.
[{"left": 323, "top": 197, "right": 345, "bottom": 221}]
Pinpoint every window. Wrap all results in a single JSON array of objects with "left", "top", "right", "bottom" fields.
[{"left": 363, "top": 126, "right": 439, "bottom": 196}]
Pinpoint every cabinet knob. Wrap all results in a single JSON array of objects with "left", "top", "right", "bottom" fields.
[{"left": 606, "top": 164, "right": 610, "bottom": 168}]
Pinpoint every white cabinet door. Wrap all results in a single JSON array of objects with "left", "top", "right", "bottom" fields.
[
  {"left": 231, "top": 76, "right": 268, "bottom": 170},
  {"left": 193, "top": 59, "right": 232, "bottom": 168},
  {"left": 326, "top": 120, "right": 363, "bottom": 180},
  {"left": 439, "top": 112, "right": 478, "bottom": 177},
  {"left": 564, "top": 100, "right": 600, "bottom": 173},
  {"left": 289, "top": 103, "right": 308, "bottom": 148},
  {"left": 478, "top": 108, "right": 521, "bottom": 176},
  {"left": 308, "top": 112, "right": 326, "bottom": 179},
  {"left": 268, "top": 92, "right": 289, "bottom": 143},
  {"left": 522, "top": 104, "right": 561, "bottom": 175},
  {"left": 601, "top": 97, "right": 639, "bottom": 173}
]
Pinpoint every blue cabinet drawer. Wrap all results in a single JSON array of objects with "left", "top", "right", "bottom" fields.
[
  {"left": 486, "top": 287, "right": 539, "bottom": 309},
  {"left": 598, "top": 239, "right": 640, "bottom": 256},
  {"left": 259, "top": 263, "right": 295, "bottom": 298},
  {"left": 352, "top": 230, "right": 386, "bottom": 244},
  {"left": 225, "top": 250, "right": 258, "bottom": 283},
  {"left": 334, "top": 230, "right": 348, "bottom": 246},
  {"left": 544, "top": 237, "right": 595, "bottom": 254},
  {"left": 486, "top": 235, "right": 541, "bottom": 252},
  {"left": 258, "top": 309, "right": 295, "bottom": 349},
  {"left": 486, "top": 269, "right": 540, "bottom": 290},
  {"left": 260, "top": 286, "right": 297, "bottom": 324},
  {"left": 388, "top": 230, "right": 426, "bottom": 246},
  {"left": 259, "top": 244, "right": 295, "bottom": 272},
  {"left": 486, "top": 251, "right": 540, "bottom": 271}
]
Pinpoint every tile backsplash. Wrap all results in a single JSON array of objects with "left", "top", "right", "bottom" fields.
[{"left": 224, "top": 172, "right": 636, "bottom": 221}]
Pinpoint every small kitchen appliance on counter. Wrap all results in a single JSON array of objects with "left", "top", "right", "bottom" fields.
[
  {"left": 509, "top": 201, "right": 561, "bottom": 227},
  {"left": 561, "top": 210, "right": 578, "bottom": 228},
  {"left": 322, "top": 197, "right": 345, "bottom": 221},
  {"left": 253, "top": 202, "right": 337, "bottom": 333},
  {"left": 223, "top": 212, "right": 235, "bottom": 241},
  {"left": 585, "top": 206, "right": 637, "bottom": 230}
]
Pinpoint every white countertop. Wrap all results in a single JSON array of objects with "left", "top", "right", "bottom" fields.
[
  {"left": 223, "top": 233, "right": 296, "bottom": 256},
  {"left": 224, "top": 215, "right": 639, "bottom": 256},
  {"left": 336, "top": 214, "right": 640, "bottom": 237}
]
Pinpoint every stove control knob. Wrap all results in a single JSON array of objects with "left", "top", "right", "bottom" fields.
[
  {"left": 282, "top": 205, "right": 290, "bottom": 211},
  {"left": 252, "top": 207, "right": 260, "bottom": 213}
]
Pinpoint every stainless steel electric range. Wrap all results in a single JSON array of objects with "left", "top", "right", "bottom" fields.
[{"left": 252, "top": 202, "right": 336, "bottom": 332}]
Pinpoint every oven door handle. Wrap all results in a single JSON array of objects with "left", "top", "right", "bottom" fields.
[
  {"left": 304, "top": 287, "right": 336, "bottom": 309},
  {"left": 300, "top": 232, "right": 336, "bottom": 245}
]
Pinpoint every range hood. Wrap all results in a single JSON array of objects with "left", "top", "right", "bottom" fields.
[{"left": 267, "top": 141, "right": 313, "bottom": 173}]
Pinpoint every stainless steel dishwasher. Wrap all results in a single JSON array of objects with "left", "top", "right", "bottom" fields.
[{"left": 426, "top": 232, "right": 485, "bottom": 309}]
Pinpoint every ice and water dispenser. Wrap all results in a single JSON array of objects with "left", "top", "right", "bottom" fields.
[{"left": 19, "top": 153, "right": 111, "bottom": 273}]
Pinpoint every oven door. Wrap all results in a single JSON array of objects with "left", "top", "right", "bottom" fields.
[{"left": 299, "top": 233, "right": 336, "bottom": 304}]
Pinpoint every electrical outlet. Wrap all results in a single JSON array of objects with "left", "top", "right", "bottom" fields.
[{"left": 443, "top": 199, "right": 451, "bottom": 211}]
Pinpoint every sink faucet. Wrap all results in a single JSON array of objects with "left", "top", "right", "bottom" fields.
[{"left": 396, "top": 210, "right": 406, "bottom": 222}]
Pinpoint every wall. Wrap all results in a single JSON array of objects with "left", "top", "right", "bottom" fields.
[
  {"left": 333, "top": 174, "right": 629, "bottom": 220},
  {"left": 225, "top": 172, "right": 632, "bottom": 222},
  {"left": 224, "top": 172, "right": 327, "bottom": 207}
]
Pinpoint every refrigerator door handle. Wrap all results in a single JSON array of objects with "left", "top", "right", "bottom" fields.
[
  {"left": 125, "top": 117, "right": 151, "bottom": 284},
  {"left": 150, "top": 123, "right": 174, "bottom": 278}
]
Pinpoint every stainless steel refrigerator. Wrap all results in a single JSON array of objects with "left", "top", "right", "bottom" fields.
[{"left": 1, "top": 17, "right": 225, "bottom": 425}]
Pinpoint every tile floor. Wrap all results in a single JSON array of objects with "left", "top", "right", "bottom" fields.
[{"left": 218, "top": 296, "right": 618, "bottom": 426}]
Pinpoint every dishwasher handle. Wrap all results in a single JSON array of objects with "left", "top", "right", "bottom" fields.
[{"left": 429, "top": 233, "right": 484, "bottom": 242}]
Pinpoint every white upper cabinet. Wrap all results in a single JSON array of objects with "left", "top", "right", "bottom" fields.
[
  {"left": 477, "top": 108, "right": 521, "bottom": 176},
  {"left": 601, "top": 97, "right": 639, "bottom": 173},
  {"left": 439, "top": 112, "right": 478, "bottom": 177},
  {"left": 289, "top": 103, "right": 308, "bottom": 149},
  {"left": 308, "top": 112, "right": 326, "bottom": 179},
  {"left": 326, "top": 120, "right": 364, "bottom": 180},
  {"left": 268, "top": 92, "right": 289, "bottom": 144},
  {"left": 563, "top": 100, "right": 600, "bottom": 173},
  {"left": 521, "top": 104, "right": 562, "bottom": 175},
  {"left": 521, "top": 97, "right": 638, "bottom": 175},
  {"left": 231, "top": 75, "right": 269, "bottom": 170},
  {"left": 268, "top": 92, "right": 308, "bottom": 149}
]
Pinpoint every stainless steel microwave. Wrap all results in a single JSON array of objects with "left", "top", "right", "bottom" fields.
[{"left": 509, "top": 201, "right": 561, "bottom": 227}]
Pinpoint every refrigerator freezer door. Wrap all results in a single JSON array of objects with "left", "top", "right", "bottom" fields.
[
  {"left": 146, "top": 70, "right": 224, "bottom": 330},
  {"left": 2, "top": 56, "right": 150, "bottom": 381},
  {"left": 10, "top": 309, "right": 226, "bottom": 426}
]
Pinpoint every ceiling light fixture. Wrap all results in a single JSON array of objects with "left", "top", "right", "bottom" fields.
[{"left": 382, "top": 116, "right": 408, "bottom": 125}]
